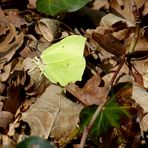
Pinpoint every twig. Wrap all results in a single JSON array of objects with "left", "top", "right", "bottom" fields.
[
  {"left": 79, "top": 97, "right": 108, "bottom": 148},
  {"left": 109, "top": 55, "right": 126, "bottom": 86}
]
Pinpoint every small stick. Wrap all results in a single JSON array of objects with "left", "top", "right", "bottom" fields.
[
  {"left": 109, "top": 55, "right": 126, "bottom": 86},
  {"left": 79, "top": 96, "right": 108, "bottom": 148}
]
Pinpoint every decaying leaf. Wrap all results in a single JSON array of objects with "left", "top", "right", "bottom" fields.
[
  {"left": 131, "top": 83, "right": 148, "bottom": 135},
  {"left": 142, "top": 61, "right": 148, "bottom": 88},
  {"left": 141, "top": 114, "right": 148, "bottom": 132},
  {"left": 109, "top": 0, "right": 146, "bottom": 22},
  {"left": 142, "top": 1, "right": 148, "bottom": 17},
  {"left": 3, "top": 9, "right": 28, "bottom": 28},
  {"left": 0, "top": 62, "right": 12, "bottom": 82},
  {"left": 0, "top": 102, "right": 14, "bottom": 128},
  {"left": 20, "top": 85, "right": 82, "bottom": 140},
  {"left": 3, "top": 72, "right": 26, "bottom": 114},
  {"left": 66, "top": 75, "right": 108, "bottom": 106},
  {"left": 1, "top": 135, "right": 16, "bottom": 148},
  {"left": 132, "top": 83, "right": 148, "bottom": 113},
  {"left": 0, "top": 24, "right": 24, "bottom": 64},
  {"left": 90, "top": 0, "right": 109, "bottom": 10},
  {"left": 0, "top": 23, "right": 15, "bottom": 49},
  {"left": 27, "top": 0, "right": 37, "bottom": 9},
  {"left": 23, "top": 57, "right": 49, "bottom": 96},
  {"left": 100, "top": 13, "right": 134, "bottom": 29},
  {"left": 92, "top": 31, "right": 125, "bottom": 57},
  {"left": 0, "top": 82, "right": 5, "bottom": 94}
]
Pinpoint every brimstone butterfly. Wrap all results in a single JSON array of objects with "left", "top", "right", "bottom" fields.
[{"left": 35, "top": 35, "right": 86, "bottom": 86}]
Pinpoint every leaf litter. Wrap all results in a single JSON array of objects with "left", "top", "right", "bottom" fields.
[{"left": 0, "top": 0, "right": 147, "bottom": 147}]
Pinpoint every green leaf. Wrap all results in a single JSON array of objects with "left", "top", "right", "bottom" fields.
[
  {"left": 36, "top": 0, "right": 92, "bottom": 16},
  {"left": 35, "top": 35, "right": 86, "bottom": 86},
  {"left": 16, "top": 136, "right": 55, "bottom": 148},
  {"left": 79, "top": 83, "right": 131, "bottom": 143}
]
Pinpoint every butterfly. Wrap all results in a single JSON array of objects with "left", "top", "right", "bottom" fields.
[{"left": 35, "top": 35, "right": 86, "bottom": 86}]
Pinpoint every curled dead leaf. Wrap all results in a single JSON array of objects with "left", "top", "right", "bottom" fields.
[
  {"left": 0, "top": 23, "right": 15, "bottom": 51},
  {"left": 38, "top": 18, "right": 61, "bottom": 42},
  {"left": 0, "top": 24, "right": 24, "bottom": 64},
  {"left": 100, "top": 13, "right": 134, "bottom": 29}
]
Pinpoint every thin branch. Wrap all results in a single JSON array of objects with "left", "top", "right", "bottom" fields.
[
  {"left": 109, "top": 55, "right": 126, "bottom": 86},
  {"left": 79, "top": 97, "right": 107, "bottom": 148}
]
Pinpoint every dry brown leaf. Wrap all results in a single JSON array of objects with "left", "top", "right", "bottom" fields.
[
  {"left": 20, "top": 85, "right": 82, "bottom": 140},
  {"left": 4, "top": 9, "right": 28, "bottom": 28},
  {"left": 100, "top": 13, "right": 134, "bottom": 29},
  {"left": 27, "top": 0, "right": 37, "bottom": 9},
  {"left": 38, "top": 18, "right": 61, "bottom": 42},
  {"left": 2, "top": 60, "right": 26, "bottom": 114},
  {"left": 0, "top": 31, "right": 24, "bottom": 64},
  {"left": 131, "top": 59, "right": 148, "bottom": 89},
  {"left": 1, "top": 135, "right": 16, "bottom": 148},
  {"left": 23, "top": 57, "right": 49, "bottom": 96},
  {"left": 131, "top": 83, "right": 148, "bottom": 134},
  {"left": 142, "top": 1, "right": 148, "bottom": 17},
  {"left": 19, "top": 34, "right": 39, "bottom": 58},
  {"left": 0, "top": 82, "right": 5, "bottom": 94},
  {"left": 91, "top": 0, "right": 109, "bottom": 10},
  {"left": 0, "top": 8, "right": 28, "bottom": 32},
  {"left": 92, "top": 31, "right": 125, "bottom": 57},
  {"left": 66, "top": 75, "right": 108, "bottom": 106},
  {"left": 3, "top": 78, "right": 25, "bottom": 114},
  {"left": 0, "top": 23, "right": 15, "bottom": 51},
  {"left": 102, "top": 63, "right": 135, "bottom": 86},
  {"left": 0, "top": 8, "right": 9, "bottom": 35},
  {"left": 0, "top": 62, "right": 12, "bottom": 82},
  {"left": 0, "top": 24, "right": 16, "bottom": 49},
  {"left": 112, "top": 28, "right": 132, "bottom": 41},
  {"left": 124, "top": 35, "right": 148, "bottom": 56},
  {"left": 141, "top": 114, "right": 148, "bottom": 132},
  {"left": 132, "top": 83, "right": 148, "bottom": 113},
  {"left": 109, "top": 0, "right": 146, "bottom": 22},
  {"left": 0, "top": 102, "right": 14, "bottom": 128}
]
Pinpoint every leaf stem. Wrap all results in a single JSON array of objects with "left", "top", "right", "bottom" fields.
[{"left": 109, "top": 55, "right": 126, "bottom": 86}]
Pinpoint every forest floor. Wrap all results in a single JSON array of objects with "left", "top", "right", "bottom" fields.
[{"left": 0, "top": 0, "right": 148, "bottom": 147}]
